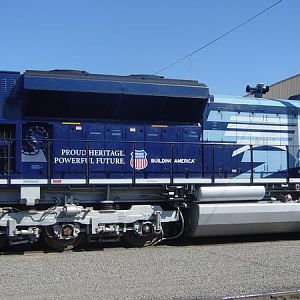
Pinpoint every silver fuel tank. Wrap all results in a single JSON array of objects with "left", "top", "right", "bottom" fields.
[{"left": 186, "top": 186, "right": 300, "bottom": 237}]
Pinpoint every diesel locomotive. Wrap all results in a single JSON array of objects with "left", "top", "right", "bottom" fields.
[{"left": 0, "top": 69, "right": 299, "bottom": 250}]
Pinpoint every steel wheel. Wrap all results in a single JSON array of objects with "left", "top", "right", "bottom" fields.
[
  {"left": 43, "top": 225, "right": 85, "bottom": 251},
  {"left": 123, "top": 232, "right": 158, "bottom": 247}
]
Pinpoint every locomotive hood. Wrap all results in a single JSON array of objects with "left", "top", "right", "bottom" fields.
[{"left": 21, "top": 70, "right": 209, "bottom": 123}]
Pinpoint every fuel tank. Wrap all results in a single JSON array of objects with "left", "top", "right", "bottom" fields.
[
  {"left": 186, "top": 186, "right": 300, "bottom": 237},
  {"left": 185, "top": 202, "right": 300, "bottom": 237}
]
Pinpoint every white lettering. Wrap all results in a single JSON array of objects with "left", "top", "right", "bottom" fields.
[
  {"left": 150, "top": 158, "right": 196, "bottom": 164},
  {"left": 56, "top": 148, "right": 195, "bottom": 166},
  {"left": 151, "top": 159, "right": 172, "bottom": 164}
]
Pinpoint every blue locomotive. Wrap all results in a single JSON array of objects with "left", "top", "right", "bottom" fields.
[{"left": 0, "top": 70, "right": 299, "bottom": 250}]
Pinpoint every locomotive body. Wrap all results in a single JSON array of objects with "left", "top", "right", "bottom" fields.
[{"left": 0, "top": 70, "right": 299, "bottom": 250}]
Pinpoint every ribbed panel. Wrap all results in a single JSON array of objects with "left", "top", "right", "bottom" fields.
[{"left": 264, "top": 74, "right": 300, "bottom": 99}]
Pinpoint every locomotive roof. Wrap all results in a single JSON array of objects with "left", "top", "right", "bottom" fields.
[
  {"left": 211, "top": 94, "right": 300, "bottom": 115},
  {"left": 23, "top": 70, "right": 209, "bottom": 99},
  {"left": 214, "top": 94, "right": 300, "bottom": 108}
]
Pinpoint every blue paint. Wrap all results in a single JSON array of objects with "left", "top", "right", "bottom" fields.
[{"left": 0, "top": 70, "right": 299, "bottom": 183}]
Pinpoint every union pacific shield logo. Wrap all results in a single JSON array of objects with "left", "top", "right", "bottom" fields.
[{"left": 130, "top": 150, "right": 148, "bottom": 170}]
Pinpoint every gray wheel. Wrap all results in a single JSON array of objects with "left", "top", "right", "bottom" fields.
[
  {"left": 43, "top": 226, "right": 85, "bottom": 251},
  {"left": 124, "top": 232, "right": 158, "bottom": 247}
]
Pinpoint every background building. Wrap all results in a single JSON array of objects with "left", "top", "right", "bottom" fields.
[{"left": 264, "top": 73, "right": 300, "bottom": 100}]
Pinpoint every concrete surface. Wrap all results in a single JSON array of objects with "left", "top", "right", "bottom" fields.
[{"left": 0, "top": 235, "right": 300, "bottom": 299}]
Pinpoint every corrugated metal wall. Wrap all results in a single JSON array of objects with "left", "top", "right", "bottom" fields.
[{"left": 264, "top": 74, "right": 300, "bottom": 99}]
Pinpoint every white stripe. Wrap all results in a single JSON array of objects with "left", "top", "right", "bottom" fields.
[
  {"left": 173, "top": 178, "right": 212, "bottom": 184},
  {"left": 289, "top": 178, "right": 300, "bottom": 183},
  {"left": 232, "top": 145, "right": 250, "bottom": 157},
  {"left": 11, "top": 179, "right": 48, "bottom": 185},
  {"left": 230, "top": 116, "right": 293, "bottom": 124},
  {"left": 225, "top": 131, "right": 290, "bottom": 138},
  {"left": 51, "top": 179, "right": 86, "bottom": 184},
  {"left": 135, "top": 178, "right": 170, "bottom": 184},
  {"left": 6, "top": 177, "right": 296, "bottom": 185},
  {"left": 253, "top": 178, "right": 287, "bottom": 183},
  {"left": 89, "top": 179, "right": 132, "bottom": 184},
  {"left": 237, "top": 139, "right": 289, "bottom": 146},
  {"left": 214, "top": 178, "right": 250, "bottom": 183},
  {"left": 227, "top": 123, "right": 291, "bottom": 131}
]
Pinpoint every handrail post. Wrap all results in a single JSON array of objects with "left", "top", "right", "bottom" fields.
[
  {"left": 250, "top": 144, "right": 254, "bottom": 184},
  {"left": 86, "top": 141, "right": 90, "bottom": 184},
  {"left": 201, "top": 143, "right": 204, "bottom": 178},
  {"left": 132, "top": 142, "right": 136, "bottom": 185},
  {"left": 47, "top": 140, "right": 52, "bottom": 184},
  {"left": 7, "top": 139, "right": 11, "bottom": 184},
  {"left": 170, "top": 143, "right": 174, "bottom": 184},
  {"left": 211, "top": 144, "right": 215, "bottom": 184},
  {"left": 286, "top": 145, "right": 290, "bottom": 184}
]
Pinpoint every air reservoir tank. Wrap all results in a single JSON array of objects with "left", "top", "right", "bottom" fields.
[{"left": 196, "top": 186, "right": 266, "bottom": 203}]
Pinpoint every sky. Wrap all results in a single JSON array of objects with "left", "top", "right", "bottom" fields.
[{"left": 1, "top": 0, "right": 299, "bottom": 96}]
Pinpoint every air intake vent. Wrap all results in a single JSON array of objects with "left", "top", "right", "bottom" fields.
[{"left": 0, "top": 78, "right": 17, "bottom": 95}]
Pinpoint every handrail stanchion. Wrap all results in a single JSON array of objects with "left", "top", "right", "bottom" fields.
[
  {"left": 201, "top": 143, "right": 204, "bottom": 178},
  {"left": 170, "top": 143, "right": 174, "bottom": 184},
  {"left": 250, "top": 144, "right": 254, "bottom": 184},
  {"left": 47, "top": 140, "right": 52, "bottom": 184},
  {"left": 7, "top": 139, "right": 11, "bottom": 184},
  {"left": 286, "top": 145, "right": 290, "bottom": 184},
  {"left": 211, "top": 144, "right": 215, "bottom": 184},
  {"left": 132, "top": 142, "right": 136, "bottom": 185},
  {"left": 86, "top": 141, "right": 90, "bottom": 184}
]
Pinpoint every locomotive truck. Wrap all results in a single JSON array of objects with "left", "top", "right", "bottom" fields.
[{"left": 0, "top": 69, "right": 300, "bottom": 251}]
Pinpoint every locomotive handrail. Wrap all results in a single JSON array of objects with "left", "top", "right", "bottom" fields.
[
  {"left": 47, "top": 140, "right": 52, "bottom": 184},
  {"left": 7, "top": 140, "right": 11, "bottom": 184},
  {"left": 250, "top": 145, "right": 254, "bottom": 184},
  {"left": 211, "top": 144, "right": 215, "bottom": 184},
  {"left": 170, "top": 143, "right": 174, "bottom": 184},
  {"left": 0, "top": 138, "right": 296, "bottom": 184},
  {"left": 132, "top": 142, "right": 136, "bottom": 185},
  {"left": 86, "top": 141, "right": 90, "bottom": 184},
  {"left": 16, "top": 137, "right": 296, "bottom": 147},
  {"left": 286, "top": 145, "right": 290, "bottom": 184}
]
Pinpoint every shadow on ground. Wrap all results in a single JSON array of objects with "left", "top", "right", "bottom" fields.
[{"left": 1, "top": 232, "right": 300, "bottom": 255}]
